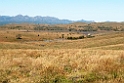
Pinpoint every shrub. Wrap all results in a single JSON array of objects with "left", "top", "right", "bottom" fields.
[
  {"left": 61, "top": 34, "right": 65, "bottom": 38},
  {"left": 87, "top": 35, "right": 95, "bottom": 38},
  {"left": 16, "top": 34, "right": 22, "bottom": 39},
  {"left": 86, "top": 34, "right": 95, "bottom": 38},
  {"left": 67, "top": 35, "right": 84, "bottom": 40},
  {"left": 67, "top": 37, "right": 73, "bottom": 40},
  {"left": 79, "top": 35, "right": 84, "bottom": 39}
]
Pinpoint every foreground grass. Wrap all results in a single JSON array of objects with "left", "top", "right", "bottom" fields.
[{"left": 0, "top": 49, "right": 124, "bottom": 83}]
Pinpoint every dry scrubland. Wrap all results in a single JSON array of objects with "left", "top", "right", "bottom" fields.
[
  {"left": 0, "top": 49, "right": 124, "bottom": 83},
  {"left": 0, "top": 24, "right": 124, "bottom": 83}
]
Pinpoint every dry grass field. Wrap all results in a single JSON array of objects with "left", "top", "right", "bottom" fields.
[
  {"left": 0, "top": 49, "right": 124, "bottom": 83},
  {"left": 0, "top": 24, "right": 124, "bottom": 83}
]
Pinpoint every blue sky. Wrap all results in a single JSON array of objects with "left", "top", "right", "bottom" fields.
[{"left": 0, "top": 0, "right": 124, "bottom": 22}]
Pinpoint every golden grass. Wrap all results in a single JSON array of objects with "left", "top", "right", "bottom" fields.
[
  {"left": 0, "top": 30, "right": 124, "bottom": 51},
  {"left": 0, "top": 49, "right": 124, "bottom": 83},
  {"left": 0, "top": 30, "right": 79, "bottom": 42},
  {"left": 43, "top": 32, "right": 124, "bottom": 49},
  {"left": 0, "top": 28, "right": 124, "bottom": 83}
]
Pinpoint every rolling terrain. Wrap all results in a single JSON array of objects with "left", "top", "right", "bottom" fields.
[{"left": 0, "top": 23, "right": 124, "bottom": 83}]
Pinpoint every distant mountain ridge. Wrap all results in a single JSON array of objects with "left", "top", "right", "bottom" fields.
[{"left": 0, "top": 15, "right": 94, "bottom": 25}]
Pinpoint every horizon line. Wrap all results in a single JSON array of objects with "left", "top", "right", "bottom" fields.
[{"left": 0, "top": 14, "right": 124, "bottom": 23}]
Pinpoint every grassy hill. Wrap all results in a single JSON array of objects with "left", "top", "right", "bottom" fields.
[
  {"left": 0, "top": 23, "right": 124, "bottom": 83},
  {"left": 0, "top": 29, "right": 123, "bottom": 50}
]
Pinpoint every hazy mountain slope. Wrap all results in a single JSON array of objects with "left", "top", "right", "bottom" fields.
[{"left": 0, "top": 15, "right": 93, "bottom": 25}]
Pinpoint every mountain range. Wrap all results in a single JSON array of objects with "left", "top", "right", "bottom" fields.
[{"left": 0, "top": 15, "right": 94, "bottom": 25}]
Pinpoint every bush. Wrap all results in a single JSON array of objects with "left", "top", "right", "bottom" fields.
[
  {"left": 67, "top": 37, "right": 73, "bottom": 40},
  {"left": 79, "top": 35, "right": 84, "bottom": 39},
  {"left": 67, "top": 35, "right": 84, "bottom": 40},
  {"left": 16, "top": 34, "right": 22, "bottom": 39},
  {"left": 61, "top": 34, "right": 64, "bottom": 38}
]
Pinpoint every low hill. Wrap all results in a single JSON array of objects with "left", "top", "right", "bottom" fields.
[{"left": 1, "top": 22, "right": 124, "bottom": 32}]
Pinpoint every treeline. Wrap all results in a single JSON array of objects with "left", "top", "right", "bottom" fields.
[
  {"left": 34, "top": 26, "right": 68, "bottom": 31},
  {"left": 1, "top": 23, "right": 124, "bottom": 31},
  {"left": 76, "top": 25, "right": 124, "bottom": 31},
  {"left": 78, "top": 26, "right": 97, "bottom": 32}
]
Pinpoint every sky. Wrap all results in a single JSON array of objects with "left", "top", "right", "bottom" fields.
[{"left": 0, "top": 0, "right": 124, "bottom": 22}]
